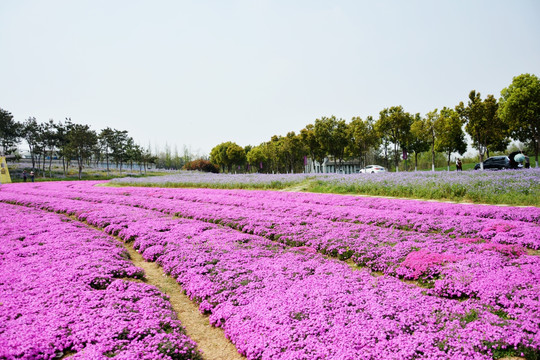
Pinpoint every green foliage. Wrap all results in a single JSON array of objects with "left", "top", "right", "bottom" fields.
[
  {"left": 376, "top": 106, "right": 413, "bottom": 171},
  {"left": 210, "top": 141, "right": 246, "bottom": 172},
  {"left": 435, "top": 107, "right": 467, "bottom": 169},
  {"left": 0, "top": 107, "right": 21, "bottom": 155},
  {"left": 499, "top": 73, "right": 540, "bottom": 166},
  {"left": 314, "top": 116, "right": 350, "bottom": 171}
]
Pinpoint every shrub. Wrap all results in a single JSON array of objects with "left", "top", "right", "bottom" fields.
[{"left": 182, "top": 159, "right": 219, "bottom": 173}]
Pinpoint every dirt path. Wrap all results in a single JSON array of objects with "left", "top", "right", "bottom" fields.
[{"left": 121, "top": 242, "right": 245, "bottom": 360}]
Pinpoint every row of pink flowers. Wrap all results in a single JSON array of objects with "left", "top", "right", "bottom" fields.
[
  {"left": 0, "top": 201, "right": 201, "bottom": 360},
  {"left": 1, "top": 181, "right": 539, "bottom": 358}
]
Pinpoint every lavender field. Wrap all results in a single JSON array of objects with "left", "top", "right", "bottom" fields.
[
  {"left": 1, "top": 181, "right": 539, "bottom": 359},
  {"left": 111, "top": 168, "right": 540, "bottom": 206}
]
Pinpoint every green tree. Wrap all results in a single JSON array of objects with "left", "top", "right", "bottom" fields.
[
  {"left": 411, "top": 110, "right": 438, "bottom": 171},
  {"left": 347, "top": 116, "right": 379, "bottom": 170},
  {"left": 376, "top": 106, "right": 412, "bottom": 172},
  {"left": 66, "top": 123, "right": 98, "bottom": 180},
  {"left": 99, "top": 127, "right": 116, "bottom": 175},
  {"left": 498, "top": 73, "right": 540, "bottom": 167},
  {"left": 0, "top": 108, "right": 21, "bottom": 155},
  {"left": 435, "top": 107, "right": 467, "bottom": 171},
  {"left": 300, "top": 124, "right": 325, "bottom": 173},
  {"left": 110, "top": 130, "right": 129, "bottom": 173},
  {"left": 314, "top": 116, "right": 349, "bottom": 172},
  {"left": 210, "top": 141, "right": 245, "bottom": 172},
  {"left": 246, "top": 145, "right": 267, "bottom": 173},
  {"left": 21, "top": 117, "right": 40, "bottom": 170},
  {"left": 408, "top": 113, "right": 431, "bottom": 171},
  {"left": 483, "top": 94, "right": 509, "bottom": 157},
  {"left": 226, "top": 143, "right": 246, "bottom": 172},
  {"left": 459, "top": 90, "right": 489, "bottom": 169}
]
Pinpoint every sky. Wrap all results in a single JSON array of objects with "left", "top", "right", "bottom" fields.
[{"left": 1, "top": 0, "right": 539, "bottom": 156}]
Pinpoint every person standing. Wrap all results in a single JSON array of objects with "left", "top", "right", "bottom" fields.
[
  {"left": 456, "top": 158, "right": 462, "bottom": 171},
  {"left": 22, "top": 170, "right": 27, "bottom": 182},
  {"left": 30, "top": 171, "right": 35, "bottom": 182}
]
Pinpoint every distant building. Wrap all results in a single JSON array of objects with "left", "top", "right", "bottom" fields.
[{"left": 305, "top": 157, "right": 362, "bottom": 174}]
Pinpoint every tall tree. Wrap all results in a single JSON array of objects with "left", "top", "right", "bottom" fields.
[
  {"left": 66, "top": 123, "right": 97, "bottom": 180},
  {"left": 376, "top": 106, "right": 412, "bottom": 172},
  {"left": 411, "top": 110, "right": 438, "bottom": 171},
  {"left": 435, "top": 107, "right": 467, "bottom": 171},
  {"left": 110, "top": 130, "right": 129, "bottom": 173},
  {"left": 300, "top": 124, "right": 325, "bottom": 173},
  {"left": 314, "top": 116, "right": 349, "bottom": 172},
  {"left": 459, "top": 90, "right": 489, "bottom": 169},
  {"left": 408, "top": 113, "right": 430, "bottom": 171},
  {"left": 246, "top": 145, "right": 267, "bottom": 173},
  {"left": 483, "top": 94, "right": 509, "bottom": 158},
  {"left": 98, "top": 127, "right": 116, "bottom": 175},
  {"left": 0, "top": 108, "right": 21, "bottom": 155},
  {"left": 21, "top": 117, "right": 40, "bottom": 170},
  {"left": 498, "top": 73, "right": 540, "bottom": 167},
  {"left": 347, "top": 116, "right": 379, "bottom": 170}
]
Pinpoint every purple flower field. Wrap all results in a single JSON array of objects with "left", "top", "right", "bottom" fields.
[
  {"left": 1, "top": 181, "right": 539, "bottom": 359},
  {"left": 0, "top": 201, "right": 201, "bottom": 360}
]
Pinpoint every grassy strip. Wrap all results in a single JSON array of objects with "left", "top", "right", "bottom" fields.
[{"left": 305, "top": 179, "right": 540, "bottom": 207}]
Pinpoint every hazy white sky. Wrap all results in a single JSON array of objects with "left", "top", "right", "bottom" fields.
[{"left": 1, "top": 0, "right": 539, "bottom": 156}]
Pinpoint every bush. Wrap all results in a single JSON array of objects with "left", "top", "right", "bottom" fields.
[{"left": 182, "top": 159, "right": 219, "bottom": 173}]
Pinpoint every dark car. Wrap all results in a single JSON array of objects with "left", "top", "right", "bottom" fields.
[{"left": 474, "top": 156, "right": 510, "bottom": 170}]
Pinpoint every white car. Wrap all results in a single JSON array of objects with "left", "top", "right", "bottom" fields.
[{"left": 358, "top": 165, "right": 386, "bottom": 173}]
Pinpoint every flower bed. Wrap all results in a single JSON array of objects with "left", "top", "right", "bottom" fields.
[
  {"left": 0, "top": 201, "right": 201, "bottom": 360},
  {"left": 1, "top": 181, "right": 539, "bottom": 359}
]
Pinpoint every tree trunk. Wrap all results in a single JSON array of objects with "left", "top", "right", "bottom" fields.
[
  {"left": 447, "top": 152, "right": 451, "bottom": 171},
  {"left": 431, "top": 144, "right": 435, "bottom": 172},
  {"left": 415, "top": 152, "right": 418, "bottom": 172}
]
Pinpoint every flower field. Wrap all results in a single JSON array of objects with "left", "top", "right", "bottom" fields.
[
  {"left": 1, "top": 181, "right": 539, "bottom": 359},
  {"left": 111, "top": 168, "right": 540, "bottom": 206}
]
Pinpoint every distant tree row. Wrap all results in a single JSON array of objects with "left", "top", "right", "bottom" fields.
[
  {"left": 210, "top": 73, "right": 540, "bottom": 172},
  {"left": 0, "top": 115, "right": 159, "bottom": 179}
]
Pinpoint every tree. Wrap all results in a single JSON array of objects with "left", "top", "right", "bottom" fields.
[
  {"left": 226, "top": 143, "right": 246, "bottom": 172},
  {"left": 110, "top": 130, "right": 129, "bottom": 173},
  {"left": 411, "top": 110, "right": 438, "bottom": 171},
  {"left": 300, "top": 124, "right": 325, "bottom": 173},
  {"left": 408, "top": 113, "right": 430, "bottom": 171},
  {"left": 347, "top": 116, "right": 379, "bottom": 170},
  {"left": 99, "top": 127, "right": 116, "bottom": 175},
  {"left": 314, "top": 116, "right": 349, "bottom": 172},
  {"left": 66, "top": 123, "right": 97, "bottom": 180},
  {"left": 459, "top": 91, "right": 489, "bottom": 169},
  {"left": 483, "top": 94, "right": 509, "bottom": 158},
  {"left": 281, "top": 132, "right": 304, "bottom": 173},
  {"left": 21, "top": 117, "right": 40, "bottom": 170},
  {"left": 0, "top": 108, "right": 21, "bottom": 155},
  {"left": 55, "top": 119, "right": 72, "bottom": 177},
  {"left": 498, "top": 73, "right": 540, "bottom": 167},
  {"left": 246, "top": 146, "right": 267, "bottom": 173},
  {"left": 210, "top": 141, "right": 245, "bottom": 173},
  {"left": 376, "top": 106, "right": 412, "bottom": 172},
  {"left": 435, "top": 107, "right": 467, "bottom": 171}
]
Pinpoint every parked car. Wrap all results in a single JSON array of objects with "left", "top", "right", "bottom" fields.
[
  {"left": 358, "top": 165, "right": 386, "bottom": 173},
  {"left": 474, "top": 156, "right": 510, "bottom": 170}
]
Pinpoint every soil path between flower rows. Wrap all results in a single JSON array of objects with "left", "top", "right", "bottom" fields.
[{"left": 121, "top": 243, "right": 245, "bottom": 360}]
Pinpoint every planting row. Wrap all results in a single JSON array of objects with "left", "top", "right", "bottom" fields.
[
  {"left": 0, "top": 202, "right": 201, "bottom": 360},
  {"left": 6, "top": 182, "right": 538, "bottom": 305},
  {"left": 1, "top": 182, "right": 539, "bottom": 358}
]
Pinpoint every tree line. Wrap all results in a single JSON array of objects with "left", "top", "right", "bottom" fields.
[
  {"left": 210, "top": 73, "right": 540, "bottom": 173},
  {"left": 0, "top": 115, "right": 161, "bottom": 179}
]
